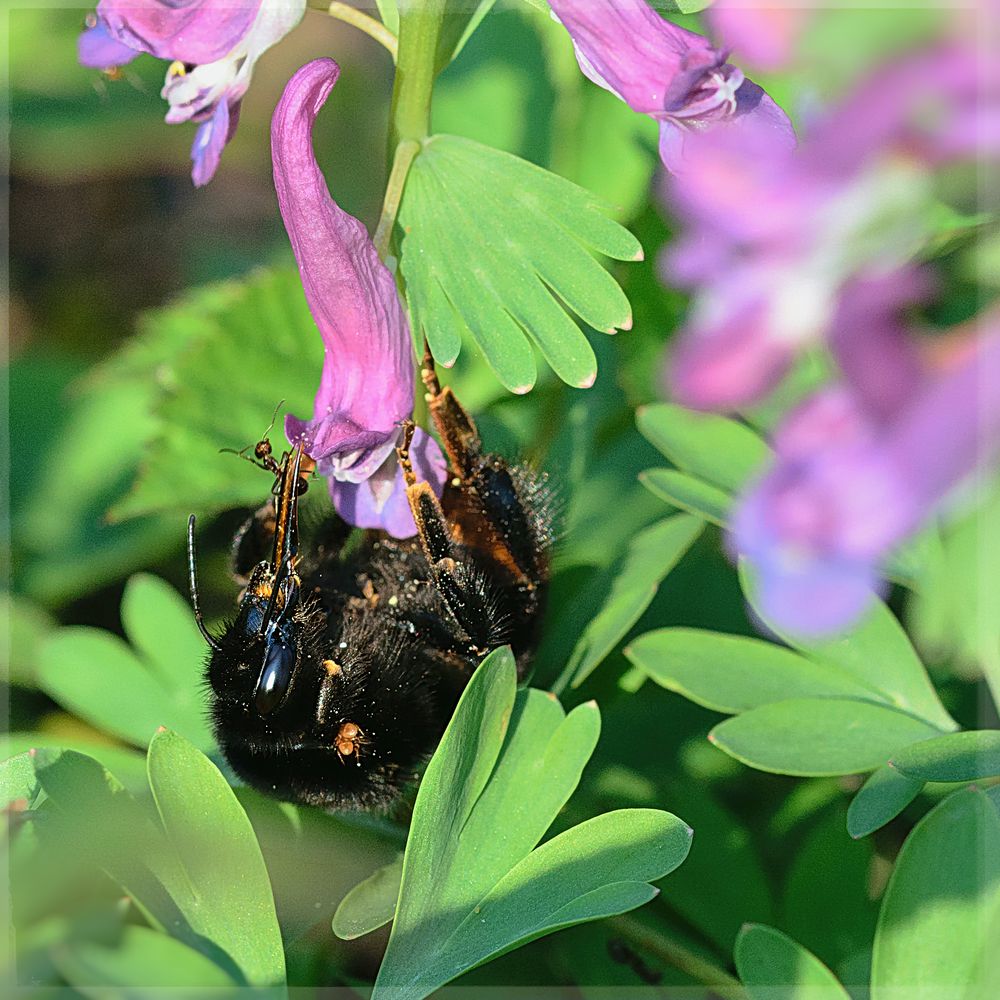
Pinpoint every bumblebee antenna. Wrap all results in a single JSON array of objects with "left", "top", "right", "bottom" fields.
[{"left": 187, "top": 514, "right": 222, "bottom": 652}]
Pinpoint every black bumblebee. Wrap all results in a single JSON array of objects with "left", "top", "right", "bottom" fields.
[{"left": 188, "top": 354, "right": 554, "bottom": 810}]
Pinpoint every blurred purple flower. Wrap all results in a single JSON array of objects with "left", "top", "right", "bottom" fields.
[
  {"left": 732, "top": 273, "right": 1000, "bottom": 634},
  {"left": 274, "top": 58, "right": 445, "bottom": 539},
  {"left": 547, "top": 0, "right": 794, "bottom": 172},
  {"left": 705, "top": 1, "right": 809, "bottom": 72},
  {"left": 662, "top": 43, "right": 999, "bottom": 410},
  {"left": 79, "top": 1, "right": 305, "bottom": 186}
]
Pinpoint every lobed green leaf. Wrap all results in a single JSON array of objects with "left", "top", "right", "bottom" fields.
[
  {"left": 736, "top": 924, "right": 850, "bottom": 1000},
  {"left": 871, "top": 788, "right": 1000, "bottom": 999},
  {"left": 890, "top": 730, "right": 1000, "bottom": 782},
  {"left": 567, "top": 514, "right": 704, "bottom": 687},
  {"left": 636, "top": 404, "right": 771, "bottom": 493},
  {"left": 399, "top": 134, "right": 640, "bottom": 392},
  {"left": 709, "top": 698, "right": 943, "bottom": 777},
  {"left": 628, "top": 628, "right": 878, "bottom": 715}
]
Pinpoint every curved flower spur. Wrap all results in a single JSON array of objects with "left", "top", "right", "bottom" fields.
[{"left": 187, "top": 60, "right": 555, "bottom": 810}]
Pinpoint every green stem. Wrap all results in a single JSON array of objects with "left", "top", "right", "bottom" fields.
[
  {"left": 374, "top": 139, "right": 420, "bottom": 261},
  {"left": 389, "top": 0, "right": 446, "bottom": 149},
  {"left": 607, "top": 915, "right": 748, "bottom": 999},
  {"left": 324, "top": 2, "right": 398, "bottom": 60}
]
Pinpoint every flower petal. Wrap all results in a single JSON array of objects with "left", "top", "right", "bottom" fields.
[
  {"left": 658, "top": 78, "right": 795, "bottom": 174},
  {"left": 191, "top": 98, "right": 233, "bottom": 188},
  {"left": 274, "top": 59, "right": 414, "bottom": 462},
  {"left": 96, "top": 0, "right": 263, "bottom": 64},
  {"left": 78, "top": 22, "right": 139, "bottom": 68},
  {"left": 548, "top": 0, "right": 712, "bottom": 115},
  {"left": 329, "top": 428, "right": 447, "bottom": 539}
]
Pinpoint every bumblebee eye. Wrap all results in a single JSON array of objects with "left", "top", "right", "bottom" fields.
[{"left": 255, "top": 637, "right": 296, "bottom": 716}]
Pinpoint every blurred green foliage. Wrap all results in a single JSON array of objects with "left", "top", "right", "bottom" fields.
[{"left": 5, "top": 2, "right": 1000, "bottom": 998}]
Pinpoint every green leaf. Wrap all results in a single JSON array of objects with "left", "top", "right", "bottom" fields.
[
  {"left": 871, "top": 787, "right": 1000, "bottom": 999},
  {"left": 33, "top": 739, "right": 285, "bottom": 988},
  {"left": 560, "top": 85, "right": 658, "bottom": 222},
  {"left": 1, "top": 733, "right": 149, "bottom": 795},
  {"left": 847, "top": 764, "right": 925, "bottom": 839},
  {"left": 739, "top": 561, "right": 956, "bottom": 732},
  {"left": 399, "top": 134, "right": 640, "bottom": 392},
  {"left": 121, "top": 574, "right": 207, "bottom": 689},
  {"left": 736, "top": 924, "right": 851, "bottom": 1000},
  {"left": 31, "top": 748, "right": 194, "bottom": 939},
  {"left": 639, "top": 468, "right": 731, "bottom": 525},
  {"left": 890, "top": 730, "right": 1000, "bottom": 782},
  {"left": 709, "top": 698, "right": 943, "bottom": 777},
  {"left": 627, "top": 628, "right": 877, "bottom": 714},
  {"left": 3, "top": 594, "right": 55, "bottom": 688},
  {"left": 372, "top": 648, "right": 689, "bottom": 997},
  {"left": 36, "top": 576, "right": 214, "bottom": 752},
  {"left": 636, "top": 403, "right": 771, "bottom": 492},
  {"left": 782, "top": 804, "right": 877, "bottom": 972},
  {"left": 146, "top": 730, "right": 285, "bottom": 988},
  {"left": 53, "top": 925, "right": 239, "bottom": 993},
  {"left": 1, "top": 752, "right": 40, "bottom": 808},
  {"left": 109, "top": 268, "right": 323, "bottom": 520},
  {"left": 436, "top": 0, "right": 497, "bottom": 70},
  {"left": 333, "top": 855, "right": 403, "bottom": 940},
  {"left": 567, "top": 514, "right": 704, "bottom": 687}
]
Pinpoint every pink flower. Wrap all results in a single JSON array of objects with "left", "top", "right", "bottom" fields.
[
  {"left": 273, "top": 59, "right": 446, "bottom": 539},
  {"left": 547, "top": 0, "right": 794, "bottom": 172},
  {"left": 663, "top": 43, "right": 999, "bottom": 410},
  {"left": 732, "top": 272, "right": 1000, "bottom": 634},
  {"left": 79, "top": 1, "right": 306, "bottom": 185}
]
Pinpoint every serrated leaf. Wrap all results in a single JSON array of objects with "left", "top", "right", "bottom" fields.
[
  {"left": 847, "top": 764, "right": 924, "bottom": 839},
  {"left": 890, "top": 730, "right": 1000, "bottom": 782},
  {"left": 567, "top": 514, "right": 703, "bottom": 687},
  {"left": 399, "top": 134, "right": 639, "bottom": 391},
  {"left": 739, "top": 561, "right": 956, "bottom": 732},
  {"left": 372, "top": 648, "right": 687, "bottom": 997},
  {"left": 640, "top": 468, "right": 731, "bottom": 525},
  {"left": 36, "top": 576, "right": 214, "bottom": 753},
  {"left": 636, "top": 404, "right": 771, "bottom": 492},
  {"left": 708, "top": 698, "right": 943, "bottom": 777},
  {"left": 146, "top": 730, "right": 285, "bottom": 988},
  {"left": 871, "top": 788, "right": 1000, "bottom": 999},
  {"left": 627, "top": 628, "right": 879, "bottom": 715},
  {"left": 736, "top": 924, "right": 851, "bottom": 1000},
  {"left": 109, "top": 268, "right": 323, "bottom": 521}
]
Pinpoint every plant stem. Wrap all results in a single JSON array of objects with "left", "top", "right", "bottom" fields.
[
  {"left": 388, "top": 0, "right": 446, "bottom": 149},
  {"left": 374, "top": 139, "right": 420, "bottom": 261},
  {"left": 607, "top": 914, "right": 748, "bottom": 999},
  {"left": 324, "top": 2, "right": 398, "bottom": 61}
]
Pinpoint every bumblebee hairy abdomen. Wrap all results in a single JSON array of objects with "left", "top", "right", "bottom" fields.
[{"left": 190, "top": 350, "right": 554, "bottom": 812}]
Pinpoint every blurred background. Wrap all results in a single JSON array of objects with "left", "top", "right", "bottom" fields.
[{"left": 5, "top": 2, "right": 997, "bottom": 993}]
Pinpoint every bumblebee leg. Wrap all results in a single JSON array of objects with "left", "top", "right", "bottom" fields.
[{"left": 397, "top": 429, "right": 499, "bottom": 652}]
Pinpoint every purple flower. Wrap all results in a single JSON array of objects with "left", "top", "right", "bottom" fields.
[
  {"left": 79, "top": 1, "right": 305, "bottom": 186},
  {"left": 546, "top": 0, "right": 794, "bottom": 172},
  {"left": 662, "top": 42, "right": 1000, "bottom": 410},
  {"left": 732, "top": 273, "right": 1000, "bottom": 635},
  {"left": 273, "top": 59, "right": 446, "bottom": 539},
  {"left": 705, "top": 1, "right": 809, "bottom": 72}
]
